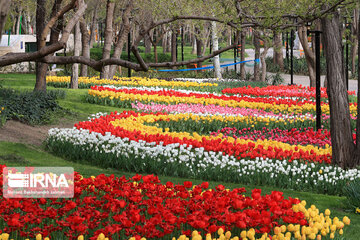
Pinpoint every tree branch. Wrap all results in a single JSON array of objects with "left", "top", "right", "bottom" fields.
[
  {"left": 148, "top": 40, "right": 239, "bottom": 68},
  {"left": 131, "top": 46, "right": 148, "bottom": 71},
  {"left": 0, "top": 0, "right": 87, "bottom": 67},
  {"left": 40, "top": 0, "right": 76, "bottom": 48}
]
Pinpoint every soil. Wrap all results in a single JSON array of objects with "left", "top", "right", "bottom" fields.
[{"left": 0, "top": 120, "right": 76, "bottom": 146}]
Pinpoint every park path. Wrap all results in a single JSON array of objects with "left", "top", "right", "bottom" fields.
[{"left": 222, "top": 48, "right": 358, "bottom": 93}]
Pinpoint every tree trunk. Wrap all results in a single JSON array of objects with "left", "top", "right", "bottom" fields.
[
  {"left": 89, "top": 3, "right": 99, "bottom": 48},
  {"left": 108, "top": 0, "right": 133, "bottom": 79},
  {"left": 211, "top": 21, "right": 221, "bottom": 79},
  {"left": 273, "top": 31, "right": 284, "bottom": 70},
  {"left": 80, "top": 19, "right": 90, "bottom": 77},
  {"left": 202, "top": 28, "right": 210, "bottom": 57},
  {"left": 16, "top": 7, "right": 22, "bottom": 34},
  {"left": 191, "top": 32, "right": 197, "bottom": 54},
  {"left": 0, "top": 0, "right": 11, "bottom": 41},
  {"left": 253, "top": 31, "right": 260, "bottom": 81},
  {"left": 321, "top": 10, "right": 358, "bottom": 168},
  {"left": 34, "top": 0, "right": 47, "bottom": 92},
  {"left": 145, "top": 30, "right": 152, "bottom": 54},
  {"left": 162, "top": 29, "right": 167, "bottom": 54},
  {"left": 196, "top": 30, "right": 203, "bottom": 68},
  {"left": 298, "top": 26, "right": 316, "bottom": 87},
  {"left": 166, "top": 30, "right": 171, "bottom": 53},
  {"left": 100, "top": 0, "right": 115, "bottom": 79},
  {"left": 171, "top": 31, "right": 177, "bottom": 63},
  {"left": 71, "top": 22, "right": 81, "bottom": 89},
  {"left": 260, "top": 39, "right": 269, "bottom": 82},
  {"left": 240, "top": 31, "right": 246, "bottom": 79},
  {"left": 351, "top": 9, "right": 358, "bottom": 76}
]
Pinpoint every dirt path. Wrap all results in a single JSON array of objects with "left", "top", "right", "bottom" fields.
[{"left": 0, "top": 120, "right": 76, "bottom": 146}]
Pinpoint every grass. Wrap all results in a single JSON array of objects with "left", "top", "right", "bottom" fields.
[{"left": 0, "top": 73, "right": 359, "bottom": 239}]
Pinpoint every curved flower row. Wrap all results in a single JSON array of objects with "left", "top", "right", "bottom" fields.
[
  {"left": 46, "top": 126, "right": 359, "bottom": 195},
  {"left": 72, "top": 111, "right": 331, "bottom": 163},
  {"left": 210, "top": 127, "right": 331, "bottom": 148},
  {"left": 46, "top": 76, "right": 217, "bottom": 89},
  {"left": 86, "top": 86, "right": 357, "bottom": 116},
  {"left": 222, "top": 85, "right": 356, "bottom": 99}
]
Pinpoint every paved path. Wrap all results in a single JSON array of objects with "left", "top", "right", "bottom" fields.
[{"left": 220, "top": 48, "right": 358, "bottom": 93}]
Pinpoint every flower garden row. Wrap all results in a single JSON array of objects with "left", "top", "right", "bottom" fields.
[
  {"left": 44, "top": 77, "right": 360, "bottom": 196},
  {"left": 0, "top": 165, "right": 351, "bottom": 240}
]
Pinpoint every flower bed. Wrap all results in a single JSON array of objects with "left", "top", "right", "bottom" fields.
[
  {"left": 46, "top": 111, "right": 360, "bottom": 195},
  {"left": 85, "top": 85, "right": 357, "bottom": 117},
  {"left": 46, "top": 76, "right": 217, "bottom": 90},
  {"left": 0, "top": 165, "right": 350, "bottom": 239}
]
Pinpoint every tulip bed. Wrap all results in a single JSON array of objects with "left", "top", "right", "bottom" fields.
[
  {"left": 0, "top": 165, "right": 351, "bottom": 240},
  {"left": 44, "top": 79, "right": 360, "bottom": 196},
  {"left": 46, "top": 76, "right": 217, "bottom": 91},
  {"left": 46, "top": 110, "right": 360, "bottom": 195}
]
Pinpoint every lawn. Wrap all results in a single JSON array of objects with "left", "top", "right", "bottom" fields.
[{"left": 0, "top": 73, "right": 359, "bottom": 239}]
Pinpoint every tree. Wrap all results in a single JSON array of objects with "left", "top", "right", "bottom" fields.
[{"left": 0, "top": 0, "right": 12, "bottom": 41}]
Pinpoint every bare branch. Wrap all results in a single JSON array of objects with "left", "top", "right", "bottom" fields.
[
  {"left": 40, "top": 0, "right": 77, "bottom": 48},
  {"left": 131, "top": 46, "right": 149, "bottom": 71},
  {"left": 0, "top": 0, "right": 87, "bottom": 67}
]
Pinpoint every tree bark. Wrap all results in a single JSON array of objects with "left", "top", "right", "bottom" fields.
[
  {"left": 166, "top": 30, "right": 171, "bottom": 52},
  {"left": 15, "top": 6, "right": 23, "bottom": 34},
  {"left": 108, "top": 0, "right": 133, "bottom": 79},
  {"left": 260, "top": 37, "right": 269, "bottom": 82},
  {"left": 100, "top": 0, "right": 115, "bottom": 79},
  {"left": 171, "top": 30, "right": 177, "bottom": 63},
  {"left": 253, "top": 31, "right": 260, "bottom": 81},
  {"left": 191, "top": 31, "right": 197, "bottom": 54},
  {"left": 201, "top": 28, "right": 210, "bottom": 57},
  {"left": 162, "top": 28, "right": 167, "bottom": 54},
  {"left": 89, "top": 3, "right": 99, "bottom": 48},
  {"left": 34, "top": 0, "right": 48, "bottom": 92},
  {"left": 321, "top": 10, "right": 358, "bottom": 168},
  {"left": 273, "top": 31, "right": 284, "bottom": 70},
  {"left": 144, "top": 30, "right": 152, "bottom": 54},
  {"left": 298, "top": 25, "right": 316, "bottom": 87},
  {"left": 351, "top": 9, "right": 358, "bottom": 76},
  {"left": 71, "top": 22, "right": 81, "bottom": 89},
  {"left": 80, "top": 18, "right": 89, "bottom": 77},
  {"left": 211, "top": 21, "right": 221, "bottom": 79},
  {"left": 0, "top": 0, "right": 11, "bottom": 41}
]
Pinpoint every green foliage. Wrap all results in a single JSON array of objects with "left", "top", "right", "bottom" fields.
[
  {"left": 265, "top": 56, "right": 327, "bottom": 75},
  {"left": 267, "top": 72, "right": 285, "bottom": 85},
  {"left": 0, "top": 88, "right": 66, "bottom": 125},
  {"left": 89, "top": 47, "right": 171, "bottom": 63},
  {"left": 343, "top": 179, "right": 360, "bottom": 211}
]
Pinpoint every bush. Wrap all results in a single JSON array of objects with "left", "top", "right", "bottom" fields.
[
  {"left": 89, "top": 47, "right": 172, "bottom": 63},
  {"left": 265, "top": 56, "right": 327, "bottom": 75},
  {"left": 343, "top": 179, "right": 360, "bottom": 211},
  {"left": 0, "top": 88, "right": 66, "bottom": 125}
]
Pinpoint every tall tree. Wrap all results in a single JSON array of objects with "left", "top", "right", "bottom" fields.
[
  {"left": 0, "top": 0, "right": 11, "bottom": 41},
  {"left": 34, "top": 0, "right": 47, "bottom": 92},
  {"left": 322, "top": 8, "right": 358, "bottom": 168},
  {"left": 71, "top": 22, "right": 81, "bottom": 89},
  {"left": 211, "top": 21, "right": 221, "bottom": 79},
  {"left": 100, "top": 0, "right": 115, "bottom": 79},
  {"left": 298, "top": 25, "right": 316, "bottom": 87}
]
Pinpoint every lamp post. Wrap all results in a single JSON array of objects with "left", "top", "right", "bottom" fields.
[
  {"left": 181, "top": 27, "right": 184, "bottom": 61},
  {"left": 285, "top": 31, "right": 289, "bottom": 70},
  {"left": 233, "top": 32, "right": 237, "bottom": 73},
  {"left": 308, "top": 29, "right": 322, "bottom": 130}
]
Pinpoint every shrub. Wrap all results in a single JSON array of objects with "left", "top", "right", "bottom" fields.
[
  {"left": 343, "top": 178, "right": 360, "bottom": 211},
  {"left": 0, "top": 88, "right": 66, "bottom": 125}
]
